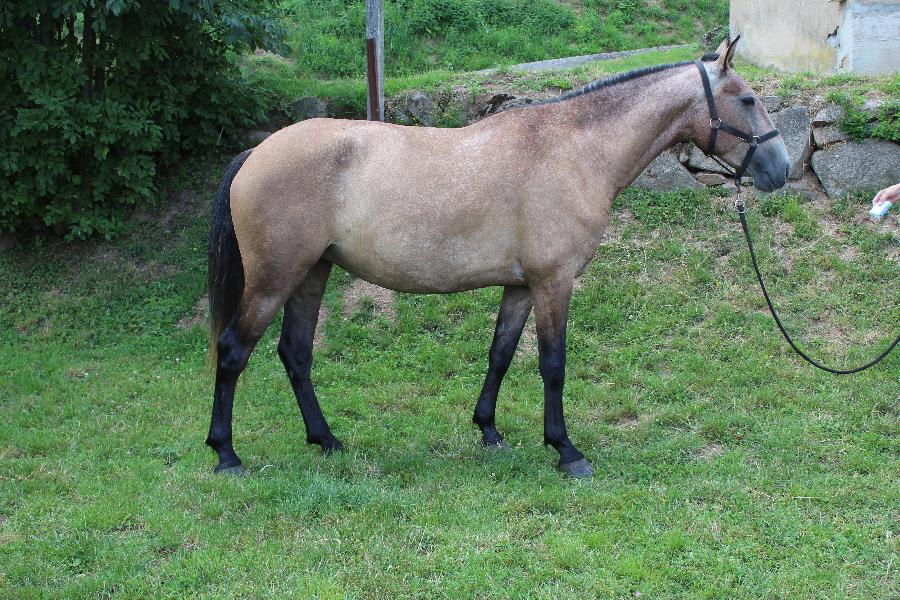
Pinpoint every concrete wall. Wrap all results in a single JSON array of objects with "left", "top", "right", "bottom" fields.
[
  {"left": 842, "top": 1, "right": 900, "bottom": 73},
  {"left": 730, "top": 0, "right": 900, "bottom": 74}
]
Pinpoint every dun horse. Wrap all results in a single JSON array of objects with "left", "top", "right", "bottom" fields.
[{"left": 206, "top": 39, "right": 790, "bottom": 477}]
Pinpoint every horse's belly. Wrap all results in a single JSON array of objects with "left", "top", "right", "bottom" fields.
[{"left": 324, "top": 232, "right": 524, "bottom": 294}]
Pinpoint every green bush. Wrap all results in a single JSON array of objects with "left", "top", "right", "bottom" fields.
[
  {"left": 0, "top": 1, "right": 283, "bottom": 239},
  {"left": 406, "top": 0, "right": 575, "bottom": 36},
  {"left": 408, "top": 0, "right": 480, "bottom": 34},
  {"left": 826, "top": 90, "right": 900, "bottom": 143},
  {"left": 521, "top": 0, "right": 576, "bottom": 35}
]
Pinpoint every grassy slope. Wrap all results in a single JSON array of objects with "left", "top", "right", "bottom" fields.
[
  {"left": 244, "top": 0, "right": 728, "bottom": 113},
  {"left": 279, "top": 0, "right": 728, "bottom": 77},
  {"left": 1, "top": 159, "right": 897, "bottom": 597}
]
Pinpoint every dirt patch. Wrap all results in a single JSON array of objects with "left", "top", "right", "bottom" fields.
[
  {"left": 611, "top": 411, "right": 652, "bottom": 429},
  {"left": 611, "top": 414, "right": 639, "bottom": 429},
  {"left": 92, "top": 245, "right": 119, "bottom": 264},
  {"left": 161, "top": 189, "right": 205, "bottom": 228},
  {"left": 695, "top": 443, "right": 725, "bottom": 460},
  {"left": 602, "top": 206, "right": 636, "bottom": 244},
  {"left": 176, "top": 295, "right": 209, "bottom": 329},
  {"left": 556, "top": 0, "right": 584, "bottom": 14},
  {"left": 134, "top": 258, "right": 176, "bottom": 280},
  {"left": 515, "top": 314, "right": 537, "bottom": 358},
  {"left": 838, "top": 244, "right": 860, "bottom": 262},
  {"left": 342, "top": 278, "right": 396, "bottom": 321},
  {"left": 313, "top": 305, "right": 328, "bottom": 348}
]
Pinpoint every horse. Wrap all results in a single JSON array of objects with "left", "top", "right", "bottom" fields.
[{"left": 205, "top": 38, "right": 790, "bottom": 478}]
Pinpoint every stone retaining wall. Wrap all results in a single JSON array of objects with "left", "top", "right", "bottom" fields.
[{"left": 631, "top": 98, "right": 900, "bottom": 200}]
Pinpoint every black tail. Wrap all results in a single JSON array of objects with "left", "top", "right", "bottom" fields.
[{"left": 208, "top": 149, "right": 252, "bottom": 366}]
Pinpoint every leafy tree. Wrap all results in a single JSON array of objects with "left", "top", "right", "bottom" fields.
[{"left": 0, "top": 1, "right": 284, "bottom": 239}]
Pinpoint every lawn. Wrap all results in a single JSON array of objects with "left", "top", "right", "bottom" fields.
[{"left": 1, "top": 151, "right": 897, "bottom": 597}]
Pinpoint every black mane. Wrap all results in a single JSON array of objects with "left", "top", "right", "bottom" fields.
[{"left": 540, "top": 54, "right": 719, "bottom": 106}]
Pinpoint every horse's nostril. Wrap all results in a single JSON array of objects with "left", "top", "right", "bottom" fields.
[{"left": 784, "top": 165, "right": 789, "bottom": 180}]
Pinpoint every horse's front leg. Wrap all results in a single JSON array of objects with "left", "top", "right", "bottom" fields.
[
  {"left": 532, "top": 277, "right": 593, "bottom": 478},
  {"left": 473, "top": 286, "right": 533, "bottom": 448}
]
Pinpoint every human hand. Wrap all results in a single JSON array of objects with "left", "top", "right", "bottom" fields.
[{"left": 873, "top": 183, "right": 900, "bottom": 206}]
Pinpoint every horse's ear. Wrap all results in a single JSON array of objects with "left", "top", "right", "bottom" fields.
[
  {"left": 713, "top": 37, "right": 730, "bottom": 59},
  {"left": 715, "top": 35, "right": 741, "bottom": 72}
]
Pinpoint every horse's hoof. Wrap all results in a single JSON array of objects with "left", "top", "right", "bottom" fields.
[
  {"left": 214, "top": 463, "right": 248, "bottom": 476},
  {"left": 321, "top": 438, "right": 345, "bottom": 455},
  {"left": 480, "top": 427, "right": 508, "bottom": 449},
  {"left": 482, "top": 439, "right": 510, "bottom": 451},
  {"left": 557, "top": 458, "right": 593, "bottom": 478}
]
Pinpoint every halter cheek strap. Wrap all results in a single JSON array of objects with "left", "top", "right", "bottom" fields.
[{"left": 695, "top": 60, "right": 779, "bottom": 183}]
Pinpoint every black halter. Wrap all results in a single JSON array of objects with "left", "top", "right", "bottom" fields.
[{"left": 695, "top": 60, "right": 779, "bottom": 183}]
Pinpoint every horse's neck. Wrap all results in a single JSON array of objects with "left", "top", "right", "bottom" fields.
[{"left": 564, "top": 66, "right": 701, "bottom": 195}]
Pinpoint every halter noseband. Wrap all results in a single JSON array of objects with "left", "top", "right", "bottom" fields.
[{"left": 695, "top": 60, "right": 779, "bottom": 184}]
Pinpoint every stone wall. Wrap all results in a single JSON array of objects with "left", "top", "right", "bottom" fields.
[
  {"left": 730, "top": 0, "right": 900, "bottom": 74},
  {"left": 633, "top": 99, "right": 900, "bottom": 201}
]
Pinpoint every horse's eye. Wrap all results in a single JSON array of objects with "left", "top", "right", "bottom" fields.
[{"left": 741, "top": 96, "right": 756, "bottom": 107}]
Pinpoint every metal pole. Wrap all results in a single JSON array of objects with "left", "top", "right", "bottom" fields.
[{"left": 365, "top": 0, "right": 384, "bottom": 121}]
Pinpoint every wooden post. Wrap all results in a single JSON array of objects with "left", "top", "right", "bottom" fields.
[{"left": 365, "top": 0, "right": 384, "bottom": 121}]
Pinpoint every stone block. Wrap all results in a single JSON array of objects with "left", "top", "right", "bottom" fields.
[
  {"left": 687, "top": 146, "right": 732, "bottom": 175},
  {"left": 772, "top": 106, "right": 812, "bottom": 180},
  {"left": 813, "top": 104, "right": 844, "bottom": 125},
  {"left": 812, "top": 125, "right": 851, "bottom": 148},
  {"left": 288, "top": 97, "right": 328, "bottom": 122},
  {"left": 695, "top": 172, "right": 729, "bottom": 186},
  {"left": 632, "top": 150, "right": 704, "bottom": 191},
  {"left": 811, "top": 139, "right": 900, "bottom": 199}
]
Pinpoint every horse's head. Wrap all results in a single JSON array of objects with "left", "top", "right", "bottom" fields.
[{"left": 694, "top": 37, "right": 790, "bottom": 193}]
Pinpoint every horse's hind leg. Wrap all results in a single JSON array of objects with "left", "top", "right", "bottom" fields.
[
  {"left": 208, "top": 290, "right": 286, "bottom": 474},
  {"left": 473, "top": 286, "right": 533, "bottom": 448},
  {"left": 277, "top": 259, "right": 343, "bottom": 454}
]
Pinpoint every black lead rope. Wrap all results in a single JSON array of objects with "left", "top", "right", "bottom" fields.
[
  {"left": 736, "top": 198, "right": 899, "bottom": 374},
  {"left": 695, "top": 60, "right": 898, "bottom": 374}
]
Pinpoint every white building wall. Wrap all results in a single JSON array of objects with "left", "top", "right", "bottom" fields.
[{"left": 730, "top": 0, "right": 900, "bottom": 74}]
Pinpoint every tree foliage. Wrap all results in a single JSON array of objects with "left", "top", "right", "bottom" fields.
[{"left": 0, "top": 1, "right": 283, "bottom": 239}]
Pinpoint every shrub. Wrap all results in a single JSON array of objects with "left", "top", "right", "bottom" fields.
[
  {"left": 521, "top": 0, "right": 576, "bottom": 35},
  {"left": 826, "top": 90, "right": 900, "bottom": 143},
  {"left": 0, "top": 1, "right": 284, "bottom": 239},
  {"left": 408, "top": 0, "right": 480, "bottom": 35}
]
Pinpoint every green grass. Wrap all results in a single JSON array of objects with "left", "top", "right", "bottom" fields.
[
  {"left": 1, "top": 157, "right": 898, "bottom": 597},
  {"left": 243, "top": 0, "right": 729, "bottom": 113},
  {"left": 278, "top": 0, "right": 727, "bottom": 78}
]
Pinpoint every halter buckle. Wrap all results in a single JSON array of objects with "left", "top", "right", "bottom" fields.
[
  {"left": 749, "top": 136, "right": 760, "bottom": 148},
  {"left": 709, "top": 118, "right": 722, "bottom": 129}
]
